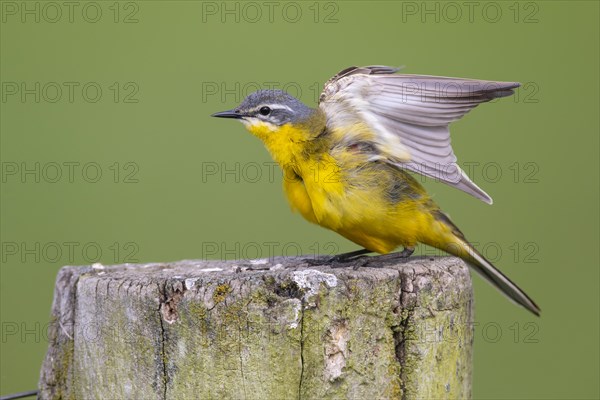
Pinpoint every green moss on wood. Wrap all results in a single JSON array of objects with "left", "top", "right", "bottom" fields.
[
  {"left": 39, "top": 257, "right": 472, "bottom": 400},
  {"left": 213, "top": 283, "right": 232, "bottom": 304}
]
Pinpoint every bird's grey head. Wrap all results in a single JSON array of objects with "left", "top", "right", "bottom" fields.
[{"left": 211, "top": 90, "right": 313, "bottom": 127}]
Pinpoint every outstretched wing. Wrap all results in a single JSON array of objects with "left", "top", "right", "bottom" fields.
[{"left": 319, "top": 65, "right": 520, "bottom": 204}]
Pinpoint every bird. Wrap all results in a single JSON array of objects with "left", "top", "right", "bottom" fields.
[{"left": 212, "top": 65, "right": 540, "bottom": 316}]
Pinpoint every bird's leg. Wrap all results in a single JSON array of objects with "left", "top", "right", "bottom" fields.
[
  {"left": 396, "top": 246, "right": 415, "bottom": 258},
  {"left": 305, "top": 248, "right": 372, "bottom": 265}
]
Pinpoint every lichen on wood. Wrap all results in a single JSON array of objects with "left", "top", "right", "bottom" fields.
[{"left": 39, "top": 255, "right": 473, "bottom": 399}]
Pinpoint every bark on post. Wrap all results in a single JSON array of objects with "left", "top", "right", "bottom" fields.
[{"left": 39, "top": 255, "right": 474, "bottom": 399}]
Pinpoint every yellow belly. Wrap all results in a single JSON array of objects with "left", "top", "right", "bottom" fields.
[{"left": 282, "top": 162, "right": 433, "bottom": 254}]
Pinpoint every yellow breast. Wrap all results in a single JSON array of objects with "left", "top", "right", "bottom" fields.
[{"left": 245, "top": 121, "right": 435, "bottom": 254}]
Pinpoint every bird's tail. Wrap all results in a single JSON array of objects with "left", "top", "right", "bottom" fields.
[{"left": 426, "top": 211, "right": 541, "bottom": 316}]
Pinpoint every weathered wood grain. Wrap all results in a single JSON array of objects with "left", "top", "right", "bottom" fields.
[{"left": 39, "top": 255, "right": 474, "bottom": 399}]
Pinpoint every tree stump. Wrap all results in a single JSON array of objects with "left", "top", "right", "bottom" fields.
[{"left": 39, "top": 255, "right": 474, "bottom": 400}]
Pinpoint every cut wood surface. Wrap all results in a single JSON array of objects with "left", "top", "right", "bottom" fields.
[{"left": 39, "top": 255, "right": 474, "bottom": 399}]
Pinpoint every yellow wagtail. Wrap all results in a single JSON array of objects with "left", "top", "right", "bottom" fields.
[{"left": 212, "top": 66, "right": 540, "bottom": 316}]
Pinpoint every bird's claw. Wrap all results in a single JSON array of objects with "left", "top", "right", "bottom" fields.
[
  {"left": 303, "top": 253, "right": 369, "bottom": 267},
  {"left": 303, "top": 256, "right": 329, "bottom": 266}
]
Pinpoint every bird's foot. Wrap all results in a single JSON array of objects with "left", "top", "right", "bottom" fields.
[
  {"left": 397, "top": 246, "right": 415, "bottom": 258},
  {"left": 304, "top": 249, "right": 372, "bottom": 267},
  {"left": 304, "top": 247, "right": 413, "bottom": 269}
]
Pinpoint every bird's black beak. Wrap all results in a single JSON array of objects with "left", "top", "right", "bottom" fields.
[{"left": 211, "top": 109, "right": 243, "bottom": 119}]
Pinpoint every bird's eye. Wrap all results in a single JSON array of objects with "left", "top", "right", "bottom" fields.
[{"left": 259, "top": 106, "right": 271, "bottom": 116}]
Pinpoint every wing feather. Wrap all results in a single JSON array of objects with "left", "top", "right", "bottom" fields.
[{"left": 319, "top": 66, "right": 520, "bottom": 204}]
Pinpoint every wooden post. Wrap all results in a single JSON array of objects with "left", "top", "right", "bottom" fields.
[{"left": 39, "top": 255, "right": 474, "bottom": 399}]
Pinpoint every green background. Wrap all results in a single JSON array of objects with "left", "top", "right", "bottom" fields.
[{"left": 1, "top": 1, "right": 598, "bottom": 398}]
